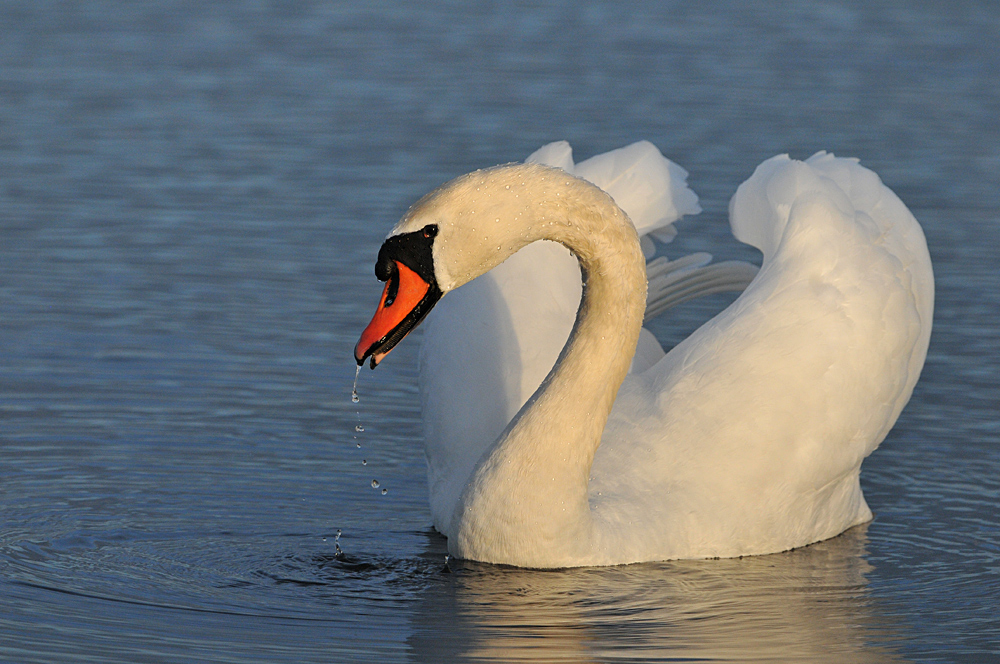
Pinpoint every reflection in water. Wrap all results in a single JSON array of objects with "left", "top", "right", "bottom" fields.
[{"left": 410, "top": 524, "right": 907, "bottom": 663}]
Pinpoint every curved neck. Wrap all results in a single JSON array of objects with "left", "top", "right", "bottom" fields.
[{"left": 451, "top": 183, "right": 647, "bottom": 567}]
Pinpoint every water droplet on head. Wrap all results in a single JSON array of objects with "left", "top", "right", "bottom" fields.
[{"left": 371, "top": 479, "right": 380, "bottom": 489}]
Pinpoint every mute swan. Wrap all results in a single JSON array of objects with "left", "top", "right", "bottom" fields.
[{"left": 354, "top": 141, "right": 934, "bottom": 568}]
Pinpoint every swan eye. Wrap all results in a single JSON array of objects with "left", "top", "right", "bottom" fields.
[{"left": 422, "top": 225, "right": 438, "bottom": 239}]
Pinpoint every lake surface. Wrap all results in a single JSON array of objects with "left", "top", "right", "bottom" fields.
[{"left": 2, "top": 2, "right": 998, "bottom": 662}]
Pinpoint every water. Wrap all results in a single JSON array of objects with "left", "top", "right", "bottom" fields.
[{"left": 1, "top": 2, "right": 998, "bottom": 662}]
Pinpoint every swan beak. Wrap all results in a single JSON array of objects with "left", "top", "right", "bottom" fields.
[{"left": 354, "top": 260, "right": 441, "bottom": 369}]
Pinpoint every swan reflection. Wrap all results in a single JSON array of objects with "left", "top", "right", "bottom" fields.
[{"left": 410, "top": 524, "right": 907, "bottom": 663}]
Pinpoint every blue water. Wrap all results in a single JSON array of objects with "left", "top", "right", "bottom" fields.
[{"left": 1, "top": 2, "right": 998, "bottom": 662}]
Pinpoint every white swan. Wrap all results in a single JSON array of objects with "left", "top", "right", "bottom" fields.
[{"left": 354, "top": 141, "right": 933, "bottom": 568}]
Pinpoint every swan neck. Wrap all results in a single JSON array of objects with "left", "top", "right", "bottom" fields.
[{"left": 452, "top": 175, "right": 647, "bottom": 566}]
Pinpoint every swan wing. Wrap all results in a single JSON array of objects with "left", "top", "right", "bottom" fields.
[{"left": 589, "top": 153, "right": 934, "bottom": 560}]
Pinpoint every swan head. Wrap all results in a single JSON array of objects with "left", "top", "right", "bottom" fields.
[
  {"left": 354, "top": 221, "right": 443, "bottom": 368},
  {"left": 355, "top": 162, "right": 604, "bottom": 368}
]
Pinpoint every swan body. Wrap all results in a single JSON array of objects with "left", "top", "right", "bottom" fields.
[{"left": 355, "top": 142, "right": 933, "bottom": 568}]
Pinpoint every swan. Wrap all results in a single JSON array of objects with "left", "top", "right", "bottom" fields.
[{"left": 354, "top": 141, "right": 934, "bottom": 568}]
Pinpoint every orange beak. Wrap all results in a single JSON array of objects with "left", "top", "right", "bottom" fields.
[{"left": 354, "top": 261, "right": 437, "bottom": 368}]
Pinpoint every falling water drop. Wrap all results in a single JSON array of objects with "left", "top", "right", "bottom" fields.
[
  {"left": 362, "top": 459, "right": 367, "bottom": 466},
  {"left": 371, "top": 479, "right": 380, "bottom": 489},
  {"left": 352, "top": 368, "right": 365, "bottom": 452},
  {"left": 381, "top": 488, "right": 388, "bottom": 495},
  {"left": 352, "top": 365, "right": 361, "bottom": 403}
]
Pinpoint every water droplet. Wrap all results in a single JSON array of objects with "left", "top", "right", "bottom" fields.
[
  {"left": 356, "top": 442, "right": 361, "bottom": 449},
  {"left": 362, "top": 459, "right": 367, "bottom": 466},
  {"left": 371, "top": 479, "right": 380, "bottom": 488},
  {"left": 352, "top": 365, "right": 361, "bottom": 403},
  {"left": 381, "top": 488, "right": 388, "bottom": 495},
  {"left": 355, "top": 425, "right": 364, "bottom": 432},
  {"left": 336, "top": 529, "right": 342, "bottom": 540}
]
